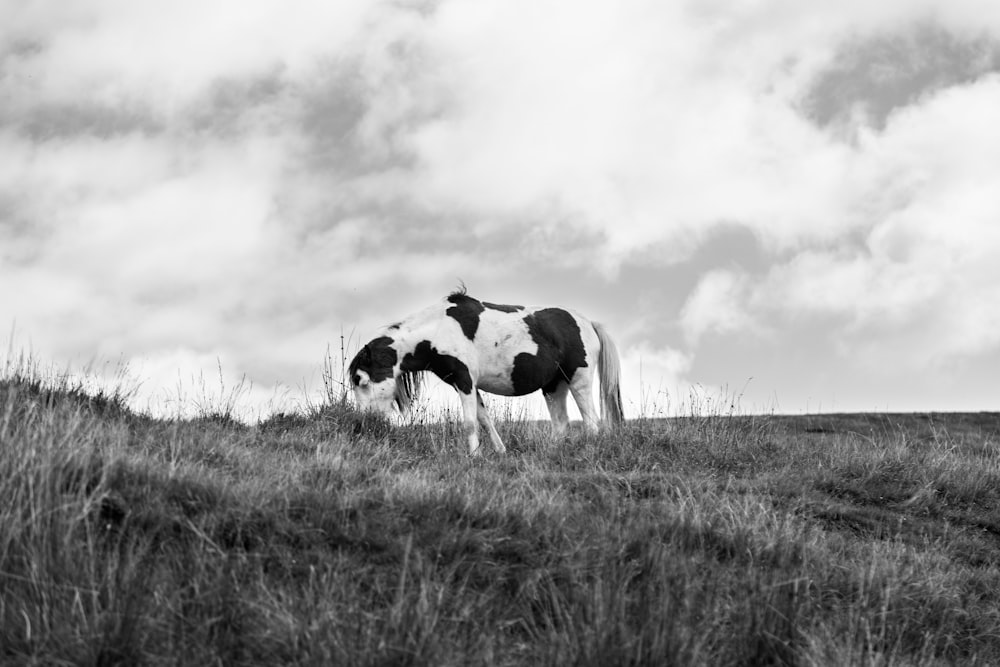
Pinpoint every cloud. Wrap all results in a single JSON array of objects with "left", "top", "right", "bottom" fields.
[
  {"left": 763, "top": 76, "right": 1000, "bottom": 363},
  {"left": 804, "top": 22, "right": 1000, "bottom": 130},
  {"left": 385, "top": 2, "right": 1000, "bottom": 277},
  {"left": 669, "top": 22, "right": 1000, "bottom": 378},
  {"left": 1, "top": 1, "right": 374, "bottom": 106},
  {"left": 679, "top": 270, "right": 756, "bottom": 345},
  {"left": 381, "top": 1, "right": 979, "bottom": 268}
]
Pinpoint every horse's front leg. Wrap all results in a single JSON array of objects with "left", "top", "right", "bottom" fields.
[
  {"left": 476, "top": 391, "right": 506, "bottom": 454},
  {"left": 458, "top": 388, "right": 482, "bottom": 455}
]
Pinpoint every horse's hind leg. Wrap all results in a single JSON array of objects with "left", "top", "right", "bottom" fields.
[
  {"left": 569, "top": 369, "right": 599, "bottom": 433},
  {"left": 543, "top": 382, "right": 570, "bottom": 438},
  {"left": 476, "top": 391, "right": 506, "bottom": 454}
]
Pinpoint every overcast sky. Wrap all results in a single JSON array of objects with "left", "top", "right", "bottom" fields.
[{"left": 3, "top": 0, "right": 999, "bottom": 419}]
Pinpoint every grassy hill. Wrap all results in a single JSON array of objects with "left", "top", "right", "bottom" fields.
[{"left": 2, "top": 365, "right": 1000, "bottom": 665}]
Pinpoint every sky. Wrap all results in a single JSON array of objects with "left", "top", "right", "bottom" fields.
[{"left": 2, "top": 0, "right": 999, "bottom": 419}]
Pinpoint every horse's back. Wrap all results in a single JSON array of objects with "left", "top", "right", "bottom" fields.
[{"left": 475, "top": 304, "right": 599, "bottom": 395}]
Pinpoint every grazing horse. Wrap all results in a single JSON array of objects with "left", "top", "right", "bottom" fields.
[{"left": 348, "top": 289, "right": 624, "bottom": 455}]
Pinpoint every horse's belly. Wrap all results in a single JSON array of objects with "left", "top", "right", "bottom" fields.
[{"left": 476, "top": 372, "right": 518, "bottom": 396}]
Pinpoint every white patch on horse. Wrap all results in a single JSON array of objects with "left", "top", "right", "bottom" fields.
[{"left": 473, "top": 311, "right": 537, "bottom": 395}]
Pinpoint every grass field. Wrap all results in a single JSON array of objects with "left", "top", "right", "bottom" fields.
[{"left": 2, "top": 360, "right": 1000, "bottom": 666}]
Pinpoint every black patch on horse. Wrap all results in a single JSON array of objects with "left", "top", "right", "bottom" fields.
[
  {"left": 484, "top": 301, "right": 524, "bottom": 313},
  {"left": 402, "top": 340, "right": 474, "bottom": 395},
  {"left": 511, "top": 308, "right": 587, "bottom": 395},
  {"left": 348, "top": 336, "right": 398, "bottom": 385},
  {"left": 445, "top": 292, "right": 485, "bottom": 340}
]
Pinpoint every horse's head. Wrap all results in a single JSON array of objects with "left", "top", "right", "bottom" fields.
[{"left": 348, "top": 336, "right": 400, "bottom": 415}]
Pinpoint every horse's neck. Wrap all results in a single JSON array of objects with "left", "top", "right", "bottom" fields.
[{"left": 389, "top": 314, "right": 438, "bottom": 359}]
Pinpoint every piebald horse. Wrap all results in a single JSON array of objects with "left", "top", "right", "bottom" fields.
[{"left": 348, "top": 289, "right": 624, "bottom": 454}]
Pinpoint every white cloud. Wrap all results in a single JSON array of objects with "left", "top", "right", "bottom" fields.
[
  {"left": 674, "top": 62, "right": 1000, "bottom": 372},
  {"left": 1, "top": 1, "right": 374, "bottom": 108},
  {"left": 745, "top": 76, "right": 1000, "bottom": 362},
  {"left": 373, "top": 0, "right": 1000, "bottom": 277},
  {"left": 383, "top": 0, "right": 904, "bottom": 268},
  {"left": 679, "top": 270, "right": 757, "bottom": 345}
]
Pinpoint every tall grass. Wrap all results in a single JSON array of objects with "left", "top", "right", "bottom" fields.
[{"left": 2, "top": 357, "right": 1000, "bottom": 665}]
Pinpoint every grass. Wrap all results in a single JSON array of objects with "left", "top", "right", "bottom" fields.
[{"left": 2, "top": 359, "right": 1000, "bottom": 665}]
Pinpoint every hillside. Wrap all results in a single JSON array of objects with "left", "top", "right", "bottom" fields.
[{"left": 2, "top": 369, "right": 1000, "bottom": 665}]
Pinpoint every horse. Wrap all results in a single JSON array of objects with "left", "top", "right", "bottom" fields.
[{"left": 348, "top": 288, "right": 625, "bottom": 455}]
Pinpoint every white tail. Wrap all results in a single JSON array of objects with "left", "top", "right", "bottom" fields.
[{"left": 592, "top": 322, "right": 624, "bottom": 425}]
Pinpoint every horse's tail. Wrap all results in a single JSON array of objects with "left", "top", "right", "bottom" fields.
[{"left": 592, "top": 322, "right": 625, "bottom": 425}]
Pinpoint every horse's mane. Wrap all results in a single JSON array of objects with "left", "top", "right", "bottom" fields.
[
  {"left": 393, "top": 371, "right": 422, "bottom": 412},
  {"left": 449, "top": 280, "right": 468, "bottom": 299}
]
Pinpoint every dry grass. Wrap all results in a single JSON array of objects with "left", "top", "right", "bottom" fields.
[{"left": 2, "top": 357, "right": 1000, "bottom": 665}]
